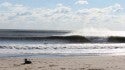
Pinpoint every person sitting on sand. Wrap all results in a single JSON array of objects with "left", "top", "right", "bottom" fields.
[{"left": 24, "top": 59, "right": 32, "bottom": 64}]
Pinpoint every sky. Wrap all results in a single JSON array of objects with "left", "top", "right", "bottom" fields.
[{"left": 0, "top": 0, "right": 125, "bottom": 31}]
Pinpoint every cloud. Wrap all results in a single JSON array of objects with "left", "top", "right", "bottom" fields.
[
  {"left": 54, "top": 4, "right": 71, "bottom": 13},
  {"left": 76, "top": 4, "right": 123, "bottom": 25},
  {"left": 76, "top": 4, "right": 122, "bottom": 15},
  {"left": 0, "top": 2, "right": 124, "bottom": 30},
  {"left": 1, "top": 2, "right": 12, "bottom": 7},
  {"left": 75, "top": 0, "right": 88, "bottom": 5}
]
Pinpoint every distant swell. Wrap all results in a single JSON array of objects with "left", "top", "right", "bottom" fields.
[
  {"left": 0, "top": 35, "right": 90, "bottom": 43},
  {"left": 87, "top": 36, "right": 125, "bottom": 43},
  {"left": 0, "top": 35, "right": 125, "bottom": 43}
]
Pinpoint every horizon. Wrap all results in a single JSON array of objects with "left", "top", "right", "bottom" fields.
[{"left": 0, "top": 28, "right": 125, "bottom": 37}]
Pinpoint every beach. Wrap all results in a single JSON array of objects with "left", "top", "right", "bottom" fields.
[{"left": 0, "top": 56, "right": 125, "bottom": 70}]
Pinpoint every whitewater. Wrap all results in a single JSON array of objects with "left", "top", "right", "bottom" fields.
[{"left": 1, "top": 42, "right": 125, "bottom": 58}]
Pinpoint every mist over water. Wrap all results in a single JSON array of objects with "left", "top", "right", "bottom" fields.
[{"left": 64, "top": 28, "right": 125, "bottom": 37}]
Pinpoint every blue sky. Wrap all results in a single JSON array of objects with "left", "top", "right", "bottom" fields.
[
  {"left": 0, "top": 0, "right": 125, "bottom": 9},
  {"left": 0, "top": 0, "right": 125, "bottom": 31}
]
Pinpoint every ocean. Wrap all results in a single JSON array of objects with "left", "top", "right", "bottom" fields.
[{"left": 0, "top": 29, "right": 125, "bottom": 58}]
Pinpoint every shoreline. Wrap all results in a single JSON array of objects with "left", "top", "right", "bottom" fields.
[
  {"left": 0, "top": 55, "right": 125, "bottom": 70},
  {"left": 0, "top": 52, "right": 123, "bottom": 58}
]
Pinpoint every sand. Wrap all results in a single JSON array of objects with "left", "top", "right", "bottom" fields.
[{"left": 0, "top": 56, "right": 125, "bottom": 70}]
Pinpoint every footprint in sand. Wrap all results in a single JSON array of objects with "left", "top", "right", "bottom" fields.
[
  {"left": 88, "top": 68, "right": 104, "bottom": 70},
  {"left": 60, "top": 68, "right": 66, "bottom": 70},
  {"left": 49, "top": 64, "right": 58, "bottom": 67},
  {"left": 79, "top": 68, "right": 85, "bottom": 70}
]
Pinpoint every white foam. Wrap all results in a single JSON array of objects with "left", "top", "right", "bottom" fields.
[{"left": 0, "top": 43, "right": 125, "bottom": 56}]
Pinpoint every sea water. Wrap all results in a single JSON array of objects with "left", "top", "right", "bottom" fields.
[
  {"left": 0, "top": 30, "right": 125, "bottom": 58},
  {"left": 0, "top": 42, "right": 125, "bottom": 58}
]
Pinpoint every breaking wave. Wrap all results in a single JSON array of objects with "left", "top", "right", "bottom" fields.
[{"left": 1, "top": 35, "right": 125, "bottom": 44}]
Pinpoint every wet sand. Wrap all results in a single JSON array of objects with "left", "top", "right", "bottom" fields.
[{"left": 0, "top": 56, "right": 125, "bottom": 70}]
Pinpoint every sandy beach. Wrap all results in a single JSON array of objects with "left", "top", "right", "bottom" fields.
[{"left": 0, "top": 56, "right": 125, "bottom": 70}]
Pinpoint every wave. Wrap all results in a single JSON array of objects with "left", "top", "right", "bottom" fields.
[
  {"left": 87, "top": 36, "right": 125, "bottom": 43},
  {"left": 0, "top": 35, "right": 90, "bottom": 43},
  {"left": 108, "top": 36, "right": 125, "bottom": 43},
  {"left": 0, "top": 29, "right": 70, "bottom": 37},
  {"left": 46, "top": 36, "right": 125, "bottom": 43},
  {"left": 0, "top": 44, "right": 125, "bottom": 57},
  {"left": 1, "top": 29, "right": 125, "bottom": 43},
  {"left": 0, "top": 43, "right": 125, "bottom": 50},
  {"left": 1, "top": 35, "right": 125, "bottom": 43}
]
